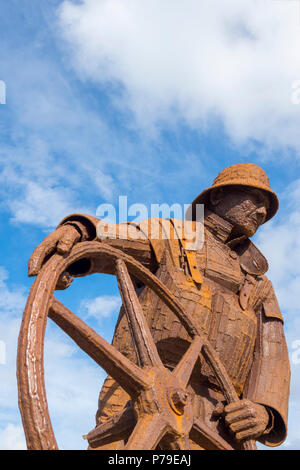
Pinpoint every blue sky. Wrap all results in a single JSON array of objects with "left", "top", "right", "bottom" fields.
[{"left": 1, "top": 0, "right": 300, "bottom": 449}]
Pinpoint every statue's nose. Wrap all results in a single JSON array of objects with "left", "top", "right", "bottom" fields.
[{"left": 255, "top": 205, "right": 267, "bottom": 224}]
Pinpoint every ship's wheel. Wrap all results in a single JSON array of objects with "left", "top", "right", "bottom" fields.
[{"left": 17, "top": 241, "right": 256, "bottom": 450}]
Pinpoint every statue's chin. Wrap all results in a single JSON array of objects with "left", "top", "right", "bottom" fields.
[
  {"left": 230, "top": 221, "right": 258, "bottom": 238},
  {"left": 219, "top": 213, "right": 259, "bottom": 238},
  {"left": 239, "top": 224, "right": 258, "bottom": 238}
]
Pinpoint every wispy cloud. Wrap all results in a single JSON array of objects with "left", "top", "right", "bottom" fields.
[
  {"left": 0, "top": 267, "right": 27, "bottom": 314},
  {"left": 0, "top": 34, "right": 116, "bottom": 229},
  {"left": 59, "top": 0, "right": 300, "bottom": 151},
  {"left": 7, "top": 181, "right": 88, "bottom": 228},
  {"left": 0, "top": 2, "right": 216, "bottom": 231},
  {"left": 80, "top": 295, "right": 121, "bottom": 324},
  {"left": 0, "top": 424, "right": 26, "bottom": 450}
]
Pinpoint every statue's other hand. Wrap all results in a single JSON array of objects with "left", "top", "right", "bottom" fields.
[
  {"left": 224, "top": 399, "right": 270, "bottom": 442},
  {"left": 28, "top": 224, "right": 81, "bottom": 277}
]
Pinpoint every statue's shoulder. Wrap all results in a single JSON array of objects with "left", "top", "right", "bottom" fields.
[
  {"left": 137, "top": 217, "right": 202, "bottom": 241},
  {"left": 135, "top": 218, "right": 204, "bottom": 266},
  {"left": 133, "top": 217, "right": 174, "bottom": 240},
  {"left": 235, "top": 239, "right": 269, "bottom": 276},
  {"left": 235, "top": 240, "right": 284, "bottom": 321}
]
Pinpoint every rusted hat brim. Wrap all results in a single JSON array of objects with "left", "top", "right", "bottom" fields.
[{"left": 186, "top": 181, "right": 279, "bottom": 223}]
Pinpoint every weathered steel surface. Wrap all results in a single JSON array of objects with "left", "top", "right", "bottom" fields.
[
  {"left": 20, "top": 163, "right": 290, "bottom": 450},
  {"left": 18, "top": 242, "right": 241, "bottom": 449}
]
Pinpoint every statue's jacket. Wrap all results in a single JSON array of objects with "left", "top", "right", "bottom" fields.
[{"left": 59, "top": 211, "right": 290, "bottom": 449}]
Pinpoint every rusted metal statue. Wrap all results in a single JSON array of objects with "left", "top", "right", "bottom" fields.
[{"left": 18, "top": 163, "right": 290, "bottom": 450}]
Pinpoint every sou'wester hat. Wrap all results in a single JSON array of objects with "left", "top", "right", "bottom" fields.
[{"left": 187, "top": 163, "right": 279, "bottom": 223}]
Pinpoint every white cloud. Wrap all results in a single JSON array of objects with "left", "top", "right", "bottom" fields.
[
  {"left": 0, "top": 45, "right": 116, "bottom": 229},
  {"left": 0, "top": 424, "right": 26, "bottom": 450},
  {"left": 0, "top": 267, "right": 27, "bottom": 315},
  {"left": 0, "top": 7, "right": 213, "bottom": 230},
  {"left": 8, "top": 181, "right": 89, "bottom": 229},
  {"left": 59, "top": 0, "right": 300, "bottom": 150},
  {"left": 80, "top": 295, "right": 121, "bottom": 323}
]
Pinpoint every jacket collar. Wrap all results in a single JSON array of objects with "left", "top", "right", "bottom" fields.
[
  {"left": 204, "top": 209, "right": 268, "bottom": 275},
  {"left": 203, "top": 209, "right": 235, "bottom": 243}
]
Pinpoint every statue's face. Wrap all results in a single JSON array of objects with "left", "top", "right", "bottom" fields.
[{"left": 210, "top": 186, "right": 270, "bottom": 237}]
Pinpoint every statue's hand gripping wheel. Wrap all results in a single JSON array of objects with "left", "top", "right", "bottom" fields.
[{"left": 17, "top": 241, "right": 256, "bottom": 450}]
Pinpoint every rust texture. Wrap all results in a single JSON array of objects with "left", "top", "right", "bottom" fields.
[{"left": 19, "top": 163, "right": 290, "bottom": 450}]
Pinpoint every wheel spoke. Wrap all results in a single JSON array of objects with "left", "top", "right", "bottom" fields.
[
  {"left": 201, "top": 343, "right": 238, "bottom": 403},
  {"left": 240, "top": 439, "right": 257, "bottom": 450},
  {"left": 116, "top": 259, "right": 163, "bottom": 368},
  {"left": 122, "top": 258, "right": 198, "bottom": 338},
  {"left": 167, "top": 436, "right": 191, "bottom": 450},
  {"left": 172, "top": 336, "right": 203, "bottom": 387},
  {"left": 124, "top": 414, "right": 167, "bottom": 450},
  {"left": 84, "top": 406, "right": 136, "bottom": 448},
  {"left": 49, "top": 298, "right": 151, "bottom": 397},
  {"left": 191, "top": 418, "right": 234, "bottom": 450}
]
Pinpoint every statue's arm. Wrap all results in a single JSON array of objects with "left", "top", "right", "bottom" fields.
[
  {"left": 28, "top": 213, "right": 157, "bottom": 277},
  {"left": 243, "top": 282, "right": 290, "bottom": 447}
]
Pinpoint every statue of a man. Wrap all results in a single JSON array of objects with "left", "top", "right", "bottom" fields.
[{"left": 28, "top": 163, "right": 290, "bottom": 450}]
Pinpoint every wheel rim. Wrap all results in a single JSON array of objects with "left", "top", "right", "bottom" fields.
[{"left": 17, "top": 241, "right": 252, "bottom": 450}]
